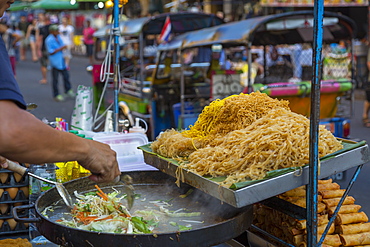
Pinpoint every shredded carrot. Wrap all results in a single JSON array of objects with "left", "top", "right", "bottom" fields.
[
  {"left": 96, "top": 192, "right": 107, "bottom": 200},
  {"left": 95, "top": 184, "right": 105, "bottom": 194},
  {"left": 94, "top": 215, "right": 113, "bottom": 222},
  {"left": 75, "top": 211, "right": 99, "bottom": 225},
  {"left": 71, "top": 206, "right": 78, "bottom": 214},
  {"left": 80, "top": 218, "right": 97, "bottom": 225},
  {"left": 95, "top": 185, "right": 108, "bottom": 201},
  {"left": 119, "top": 213, "right": 129, "bottom": 218}
]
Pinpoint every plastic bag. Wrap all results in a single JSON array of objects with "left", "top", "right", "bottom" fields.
[{"left": 70, "top": 85, "right": 93, "bottom": 131}]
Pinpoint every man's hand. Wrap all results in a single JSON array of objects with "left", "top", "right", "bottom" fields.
[{"left": 77, "top": 140, "right": 120, "bottom": 183}]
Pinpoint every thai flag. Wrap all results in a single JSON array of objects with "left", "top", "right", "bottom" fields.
[{"left": 159, "top": 16, "right": 171, "bottom": 43}]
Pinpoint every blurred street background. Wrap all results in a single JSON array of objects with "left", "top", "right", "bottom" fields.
[
  {"left": 3, "top": 0, "right": 370, "bottom": 245},
  {"left": 17, "top": 53, "right": 91, "bottom": 122}
]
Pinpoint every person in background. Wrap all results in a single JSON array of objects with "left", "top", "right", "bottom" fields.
[
  {"left": 288, "top": 44, "right": 303, "bottom": 83},
  {"left": 36, "top": 13, "right": 50, "bottom": 84},
  {"left": 18, "top": 15, "right": 29, "bottom": 61},
  {"left": 0, "top": 21, "right": 21, "bottom": 76},
  {"left": 45, "top": 24, "right": 75, "bottom": 102},
  {"left": 363, "top": 45, "right": 370, "bottom": 128},
  {"left": 82, "top": 19, "right": 95, "bottom": 65},
  {"left": 58, "top": 16, "right": 74, "bottom": 69},
  {"left": 25, "top": 18, "right": 38, "bottom": 62},
  {"left": 0, "top": 1, "right": 120, "bottom": 183},
  {"left": 13, "top": 23, "right": 23, "bottom": 62}
]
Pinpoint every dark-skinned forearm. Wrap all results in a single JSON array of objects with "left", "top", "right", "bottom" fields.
[{"left": 0, "top": 100, "right": 89, "bottom": 164}]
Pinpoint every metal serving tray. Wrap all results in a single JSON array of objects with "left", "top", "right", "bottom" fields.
[
  {"left": 247, "top": 229, "right": 277, "bottom": 247},
  {"left": 143, "top": 142, "right": 369, "bottom": 208}
]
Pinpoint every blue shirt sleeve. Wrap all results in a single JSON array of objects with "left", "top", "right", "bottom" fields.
[
  {"left": 0, "top": 36, "right": 26, "bottom": 110},
  {"left": 46, "top": 35, "right": 59, "bottom": 54},
  {"left": 45, "top": 34, "right": 66, "bottom": 70}
]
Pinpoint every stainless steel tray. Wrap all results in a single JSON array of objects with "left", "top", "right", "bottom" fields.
[
  {"left": 247, "top": 230, "right": 277, "bottom": 247},
  {"left": 143, "top": 141, "right": 369, "bottom": 208}
]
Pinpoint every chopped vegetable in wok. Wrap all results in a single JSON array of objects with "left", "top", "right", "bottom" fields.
[{"left": 48, "top": 185, "right": 202, "bottom": 234}]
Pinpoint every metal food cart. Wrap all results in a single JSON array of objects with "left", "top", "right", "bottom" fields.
[
  {"left": 153, "top": 10, "right": 356, "bottom": 139},
  {"left": 91, "top": 12, "right": 224, "bottom": 137}
]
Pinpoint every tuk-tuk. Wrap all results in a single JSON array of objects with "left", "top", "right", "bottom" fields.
[
  {"left": 91, "top": 12, "right": 224, "bottom": 137},
  {"left": 153, "top": 10, "right": 356, "bottom": 139}
]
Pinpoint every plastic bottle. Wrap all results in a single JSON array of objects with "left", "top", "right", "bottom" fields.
[
  {"left": 104, "top": 110, "right": 114, "bottom": 132},
  {"left": 129, "top": 118, "right": 147, "bottom": 134},
  {"left": 29, "top": 164, "right": 57, "bottom": 244},
  {"left": 55, "top": 162, "right": 68, "bottom": 183},
  {"left": 71, "top": 161, "right": 81, "bottom": 180}
]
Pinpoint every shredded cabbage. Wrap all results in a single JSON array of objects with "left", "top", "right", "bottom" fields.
[{"left": 52, "top": 189, "right": 202, "bottom": 234}]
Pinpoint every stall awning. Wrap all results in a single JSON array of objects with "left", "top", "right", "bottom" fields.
[
  {"left": 7, "top": 1, "right": 32, "bottom": 11},
  {"left": 94, "top": 12, "right": 224, "bottom": 38},
  {"left": 76, "top": 0, "right": 107, "bottom": 1},
  {"left": 30, "top": 0, "right": 79, "bottom": 10},
  {"left": 158, "top": 10, "right": 357, "bottom": 51}
]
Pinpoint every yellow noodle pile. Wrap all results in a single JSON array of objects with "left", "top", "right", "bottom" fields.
[
  {"left": 150, "top": 92, "right": 343, "bottom": 188},
  {"left": 152, "top": 92, "right": 290, "bottom": 157},
  {"left": 182, "top": 92, "right": 290, "bottom": 140},
  {"left": 150, "top": 129, "right": 201, "bottom": 158},
  {"left": 180, "top": 108, "right": 343, "bottom": 187}
]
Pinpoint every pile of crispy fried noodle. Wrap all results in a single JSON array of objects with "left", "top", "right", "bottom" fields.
[{"left": 150, "top": 92, "right": 343, "bottom": 188}]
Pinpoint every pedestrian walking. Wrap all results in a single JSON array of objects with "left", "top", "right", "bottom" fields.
[
  {"left": 45, "top": 24, "right": 75, "bottom": 102},
  {"left": 36, "top": 14, "right": 50, "bottom": 84},
  {"left": 82, "top": 19, "right": 95, "bottom": 65},
  {"left": 0, "top": 21, "right": 21, "bottom": 76},
  {"left": 18, "top": 15, "right": 29, "bottom": 61},
  {"left": 25, "top": 18, "right": 38, "bottom": 62},
  {"left": 13, "top": 24, "right": 23, "bottom": 62},
  {"left": 58, "top": 16, "right": 74, "bottom": 69}
]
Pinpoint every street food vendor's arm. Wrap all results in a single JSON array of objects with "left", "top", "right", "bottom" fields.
[{"left": 0, "top": 100, "right": 120, "bottom": 182}]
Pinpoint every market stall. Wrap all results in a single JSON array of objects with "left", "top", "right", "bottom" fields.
[
  {"left": 153, "top": 10, "right": 356, "bottom": 138},
  {"left": 5, "top": 4, "right": 369, "bottom": 247},
  {"left": 91, "top": 12, "right": 224, "bottom": 138}
]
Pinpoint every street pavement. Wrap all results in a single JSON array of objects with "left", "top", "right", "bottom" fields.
[
  {"left": 15, "top": 53, "right": 370, "bottom": 215},
  {"left": 16, "top": 53, "right": 92, "bottom": 122}
]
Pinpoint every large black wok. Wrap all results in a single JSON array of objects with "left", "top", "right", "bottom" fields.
[{"left": 14, "top": 171, "right": 253, "bottom": 247}]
